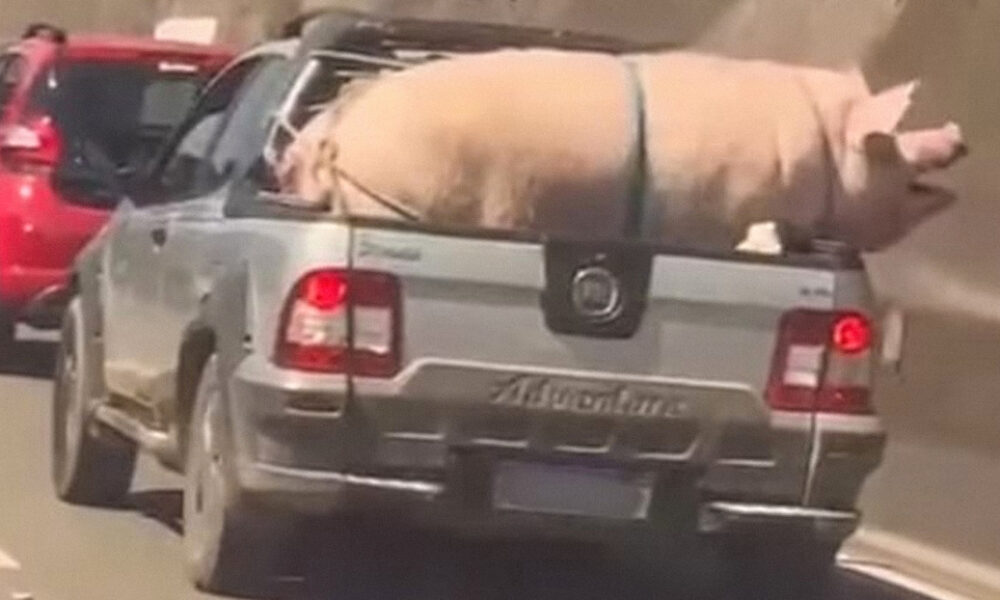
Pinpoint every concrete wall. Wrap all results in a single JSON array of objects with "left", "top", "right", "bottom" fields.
[
  {"left": 845, "top": 2, "right": 1000, "bottom": 573},
  {"left": 0, "top": 0, "right": 159, "bottom": 40},
  {"left": 160, "top": 0, "right": 302, "bottom": 46},
  {"left": 0, "top": 0, "right": 298, "bottom": 45}
]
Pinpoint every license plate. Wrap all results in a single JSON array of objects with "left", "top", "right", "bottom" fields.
[{"left": 492, "top": 462, "right": 653, "bottom": 520}]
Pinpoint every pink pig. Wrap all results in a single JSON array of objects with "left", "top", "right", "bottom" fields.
[{"left": 282, "top": 49, "right": 966, "bottom": 252}]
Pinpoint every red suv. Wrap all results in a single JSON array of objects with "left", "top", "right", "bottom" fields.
[{"left": 0, "top": 34, "right": 232, "bottom": 347}]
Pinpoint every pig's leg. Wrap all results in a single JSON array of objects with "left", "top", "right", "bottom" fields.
[{"left": 736, "top": 222, "right": 784, "bottom": 255}]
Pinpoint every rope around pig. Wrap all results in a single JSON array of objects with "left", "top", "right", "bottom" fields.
[{"left": 330, "top": 163, "right": 424, "bottom": 222}]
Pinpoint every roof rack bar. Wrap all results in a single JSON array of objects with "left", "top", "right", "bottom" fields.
[
  {"left": 294, "top": 9, "right": 647, "bottom": 57},
  {"left": 309, "top": 49, "right": 409, "bottom": 69}
]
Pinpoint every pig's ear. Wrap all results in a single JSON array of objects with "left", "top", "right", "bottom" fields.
[{"left": 847, "top": 80, "right": 920, "bottom": 147}]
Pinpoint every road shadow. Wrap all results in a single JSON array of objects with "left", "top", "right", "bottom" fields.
[
  {"left": 0, "top": 339, "right": 56, "bottom": 379},
  {"left": 127, "top": 489, "right": 184, "bottom": 535},
  {"left": 117, "top": 488, "right": 933, "bottom": 600},
  {"left": 124, "top": 497, "right": 727, "bottom": 599},
  {"left": 277, "top": 524, "right": 714, "bottom": 600},
  {"left": 271, "top": 523, "right": 929, "bottom": 600}
]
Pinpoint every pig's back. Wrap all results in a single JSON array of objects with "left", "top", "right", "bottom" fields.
[
  {"left": 636, "top": 52, "right": 832, "bottom": 248},
  {"left": 332, "top": 49, "right": 637, "bottom": 237}
]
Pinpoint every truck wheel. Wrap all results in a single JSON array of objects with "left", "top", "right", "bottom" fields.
[
  {"left": 183, "top": 354, "right": 286, "bottom": 596},
  {"left": 52, "top": 298, "right": 137, "bottom": 505},
  {"left": 719, "top": 533, "right": 840, "bottom": 599}
]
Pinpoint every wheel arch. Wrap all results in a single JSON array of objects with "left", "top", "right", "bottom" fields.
[
  {"left": 71, "top": 256, "right": 102, "bottom": 331},
  {"left": 67, "top": 258, "right": 107, "bottom": 404},
  {"left": 174, "top": 266, "right": 251, "bottom": 463}
]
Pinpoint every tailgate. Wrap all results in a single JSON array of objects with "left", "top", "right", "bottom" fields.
[{"left": 349, "top": 225, "right": 858, "bottom": 496}]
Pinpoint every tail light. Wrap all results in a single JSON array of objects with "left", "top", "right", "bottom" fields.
[
  {"left": 275, "top": 269, "right": 402, "bottom": 378},
  {"left": 766, "top": 310, "right": 875, "bottom": 414},
  {"left": 0, "top": 115, "right": 63, "bottom": 171}
]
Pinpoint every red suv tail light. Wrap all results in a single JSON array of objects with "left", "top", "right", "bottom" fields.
[
  {"left": 0, "top": 115, "right": 63, "bottom": 171},
  {"left": 766, "top": 310, "right": 875, "bottom": 414},
  {"left": 275, "top": 269, "right": 402, "bottom": 378}
]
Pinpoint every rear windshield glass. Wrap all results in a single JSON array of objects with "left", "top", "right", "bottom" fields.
[
  {"left": 262, "top": 55, "right": 396, "bottom": 192},
  {"left": 257, "top": 53, "right": 419, "bottom": 211},
  {"left": 29, "top": 59, "right": 210, "bottom": 174}
]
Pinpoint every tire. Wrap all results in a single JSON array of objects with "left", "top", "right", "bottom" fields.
[
  {"left": 0, "top": 314, "right": 14, "bottom": 350},
  {"left": 718, "top": 532, "right": 841, "bottom": 600},
  {"left": 183, "top": 354, "right": 288, "bottom": 597},
  {"left": 51, "top": 298, "right": 137, "bottom": 505}
]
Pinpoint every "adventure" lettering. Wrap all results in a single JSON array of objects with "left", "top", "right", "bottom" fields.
[{"left": 489, "top": 375, "right": 692, "bottom": 420}]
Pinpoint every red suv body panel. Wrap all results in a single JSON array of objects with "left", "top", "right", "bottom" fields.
[{"left": 0, "top": 36, "right": 232, "bottom": 327}]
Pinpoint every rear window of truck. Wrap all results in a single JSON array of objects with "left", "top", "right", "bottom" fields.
[{"left": 262, "top": 53, "right": 398, "bottom": 187}]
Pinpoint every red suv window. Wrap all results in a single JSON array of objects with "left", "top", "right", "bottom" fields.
[
  {"left": 0, "top": 55, "right": 26, "bottom": 110},
  {"left": 25, "top": 58, "right": 213, "bottom": 198}
]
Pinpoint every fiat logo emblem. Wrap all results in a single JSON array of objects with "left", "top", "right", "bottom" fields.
[{"left": 571, "top": 266, "right": 623, "bottom": 322}]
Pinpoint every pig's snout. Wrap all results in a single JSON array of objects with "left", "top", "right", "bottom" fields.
[{"left": 898, "top": 122, "right": 968, "bottom": 172}]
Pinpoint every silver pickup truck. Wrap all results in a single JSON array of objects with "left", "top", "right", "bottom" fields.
[{"left": 50, "top": 14, "right": 886, "bottom": 597}]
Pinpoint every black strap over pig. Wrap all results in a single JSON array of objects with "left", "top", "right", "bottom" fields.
[{"left": 621, "top": 59, "right": 651, "bottom": 240}]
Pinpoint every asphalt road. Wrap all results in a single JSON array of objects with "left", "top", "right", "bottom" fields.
[{"left": 0, "top": 336, "right": 936, "bottom": 600}]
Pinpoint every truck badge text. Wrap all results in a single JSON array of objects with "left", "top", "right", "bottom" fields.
[{"left": 489, "top": 376, "right": 691, "bottom": 420}]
